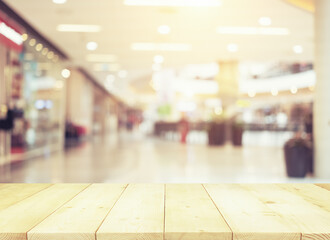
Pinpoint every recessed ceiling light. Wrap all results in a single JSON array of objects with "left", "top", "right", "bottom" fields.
[
  {"left": 293, "top": 45, "right": 303, "bottom": 54},
  {"left": 259, "top": 17, "right": 272, "bottom": 26},
  {"left": 61, "top": 69, "right": 71, "bottom": 78},
  {"left": 42, "top": 48, "right": 49, "bottom": 55},
  {"left": 227, "top": 43, "right": 238, "bottom": 52},
  {"left": 86, "top": 54, "right": 117, "bottom": 62},
  {"left": 214, "top": 106, "right": 223, "bottom": 115},
  {"left": 57, "top": 24, "right": 102, "bottom": 32},
  {"left": 124, "top": 0, "right": 221, "bottom": 7},
  {"left": 217, "top": 26, "right": 289, "bottom": 35},
  {"left": 53, "top": 0, "right": 67, "bottom": 4},
  {"left": 29, "top": 38, "right": 36, "bottom": 46},
  {"left": 158, "top": 25, "right": 171, "bottom": 34},
  {"left": 118, "top": 70, "right": 128, "bottom": 78},
  {"left": 154, "top": 55, "right": 164, "bottom": 64},
  {"left": 131, "top": 43, "right": 192, "bottom": 51},
  {"left": 290, "top": 86, "right": 298, "bottom": 94},
  {"left": 248, "top": 91, "right": 256, "bottom": 98},
  {"left": 86, "top": 41, "right": 98, "bottom": 51},
  {"left": 21, "top": 33, "right": 28, "bottom": 41},
  {"left": 271, "top": 88, "right": 278, "bottom": 96},
  {"left": 47, "top": 51, "right": 54, "bottom": 59},
  {"left": 35, "top": 43, "right": 43, "bottom": 52}
]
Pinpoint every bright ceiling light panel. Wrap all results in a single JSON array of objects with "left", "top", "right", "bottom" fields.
[
  {"left": 258, "top": 17, "right": 272, "bottom": 26},
  {"left": 174, "top": 79, "right": 219, "bottom": 94},
  {"left": 158, "top": 25, "right": 171, "bottom": 34},
  {"left": 93, "top": 63, "right": 121, "bottom": 72},
  {"left": 118, "top": 70, "right": 128, "bottom": 78},
  {"left": 217, "top": 26, "right": 289, "bottom": 35},
  {"left": 53, "top": 0, "right": 67, "bottom": 4},
  {"left": 131, "top": 43, "right": 192, "bottom": 51},
  {"left": 86, "top": 41, "right": 98, "bottom": 51},
  {"left": 124, "top": 0, "right": 221, "bottom": 7},
  {"left": 86, "top": 54, "right": 117, "bottom": 62},
  {"left": 153, "top": 55, "right": 164, "bottom": 64},
  {"left": 57, "top": 24, "right": 102, "bottom": 32},
  {"left": 293, "top": 45, "right": 303, "bottom": 54},
  {"left": 227, "top": 43, "right": 238, "bottom": 52}
]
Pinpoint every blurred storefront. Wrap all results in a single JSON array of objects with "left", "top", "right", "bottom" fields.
[{"left": 0, "top": 9, "right": 66, "bottom": 164}]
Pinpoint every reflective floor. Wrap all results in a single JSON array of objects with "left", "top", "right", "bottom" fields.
[{"left": 0, "top": 131, "right": 318, "bottom": 183}]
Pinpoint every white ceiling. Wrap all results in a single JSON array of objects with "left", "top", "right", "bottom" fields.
[{"left": 4, "top": 0, "right": 314, "bottom": 96}]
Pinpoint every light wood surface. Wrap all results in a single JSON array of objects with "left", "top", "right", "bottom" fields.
[
  {"left": 204, "top": 184, "right": 300, "bottom": 240},
  {"left": 315, "top": 183, "right": 330, "bottom": 191},
  {"left": 28, "top": 184, "right": 126, "bottom": 240},
  {"left": 98, "top": 184, "right": 164, "bottom": 240},
  {"left": 277, "top": 184, "right": 330, "bottom": 212},
  {"left": 165, "top": 184, "right": 232, "bottom": 240},
  {"left": 0, "top": 184, "right": 51, "bottom": 211},
  {"left": 0, "top": 184, "right": 328, "bottom": 240},
  {"left": 243, "top": 184, "right": 330, "bottom": 240},
  {"left": 0, "top": 184, "right": 89, "bottom": 240}
]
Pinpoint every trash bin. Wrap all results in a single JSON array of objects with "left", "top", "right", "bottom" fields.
[{"left": 284, "top": 137, "right": 313, "bottom": 178}]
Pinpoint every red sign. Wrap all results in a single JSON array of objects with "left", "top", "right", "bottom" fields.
[{"left": 0, "top": 14, "right": 23, "bottom": 52}]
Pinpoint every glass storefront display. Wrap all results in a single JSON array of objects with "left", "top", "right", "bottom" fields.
[
  {"left": 16, "top": 38, "right": 66, "bottom": 157},
  {"left": 0, "top": 9, "right": 66, "bottom": 163}
]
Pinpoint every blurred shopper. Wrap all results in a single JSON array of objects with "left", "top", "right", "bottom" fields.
[
  {"left": 178, "top": 115, "right": 189, "bottom": 144},
  {"left": 304, "top": 111, "right": 313, "bottom": 141}
]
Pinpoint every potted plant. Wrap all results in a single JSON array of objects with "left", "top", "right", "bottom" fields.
[
  {"left": 284, "top": 134, "right": 313, "bottom": 178},
  {"left": 208, "top": 112, "right": 226, "bottom": 146},
  {"left": 232, "top": 121, "right": 244, "bottom": 146}
]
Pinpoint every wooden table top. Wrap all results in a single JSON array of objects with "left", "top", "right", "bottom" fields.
[{"left": 0, "top": 184, "right": 329, "bottom": 240}]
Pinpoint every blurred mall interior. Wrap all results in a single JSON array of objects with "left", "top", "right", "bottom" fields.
[{"left": 0, "top": 0, "right": 329, "bottom": 183}]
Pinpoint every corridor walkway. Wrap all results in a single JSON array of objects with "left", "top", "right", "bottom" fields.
[{"left": 0, "top": 131, "right": 297, "bottom": 183}]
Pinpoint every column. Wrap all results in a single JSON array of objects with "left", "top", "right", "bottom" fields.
[{"left": 314, "top": 0, "right": 330, "bottom": 178}]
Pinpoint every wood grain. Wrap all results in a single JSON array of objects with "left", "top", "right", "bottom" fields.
[
  {"left": 97, "top": 184, "right": 164, "bottom": 240},
  {"left": 315, "top": 184, "right": 330, "bottom": 191},
  {"left": 204, "top": 184, "right": 300, "bottom": 240},
  {"left": 0, "top": 184, "right": 89, "bottom": 240},
  {"left": 0, "top": 184, "right": 328, "bottom": 240},
  {"left": 277, "top": 184, "right": 330, "bottom": 212},
  {"left": 165, "top": 184, "right": 232, "bottom": 240},
  {"left": 28, "top": 184, "right": 126, "bottom": 240},
  {"left": 243, "top": 184, "right": 330, "bottom": 240},
  {"left": 0, "top": 184, "right": 51, "bottom": 211}
]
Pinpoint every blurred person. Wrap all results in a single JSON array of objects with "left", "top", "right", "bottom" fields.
[
  {"left": 304, "top": 111, "right": 313, "bottom": 141},
  {"left": 178, "top": 114, "right": 189, "bottom": 144}
]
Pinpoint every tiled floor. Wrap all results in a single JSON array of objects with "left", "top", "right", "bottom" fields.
[{"left": 0, "top": 131, "right": 317, "bottom": 183}]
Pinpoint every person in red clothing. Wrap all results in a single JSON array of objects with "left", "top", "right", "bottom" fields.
[{"left": 179, "top": 114, "right": 189, "bottom": 144}]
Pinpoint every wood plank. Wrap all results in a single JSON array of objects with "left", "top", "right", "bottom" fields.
[
  {"left": 165, "top": 184, "right": 231, "bottom": 240},
  {"left": 277, "top": 184, "right": 330, "bottom": 212},
  {"left": 0, "top": 184, "right": 89, "bottom": 240},
  {"left": 0, "top": 184, "right": 51, "bottom": 211},
  {"left": 97, "top": 184, "right": 164, "bottom": 240},
  {"left": 204, "top": 184, "right": 300, "bottom": 240},
  {"left": 243, "top": 184, "right": 330, "bottom": 240},
  {"left": 28, "top": 184, "right": 126, "bottom": 240},
  {"left": 315, "top": 184, "right": 330, "bottom": 191}
]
